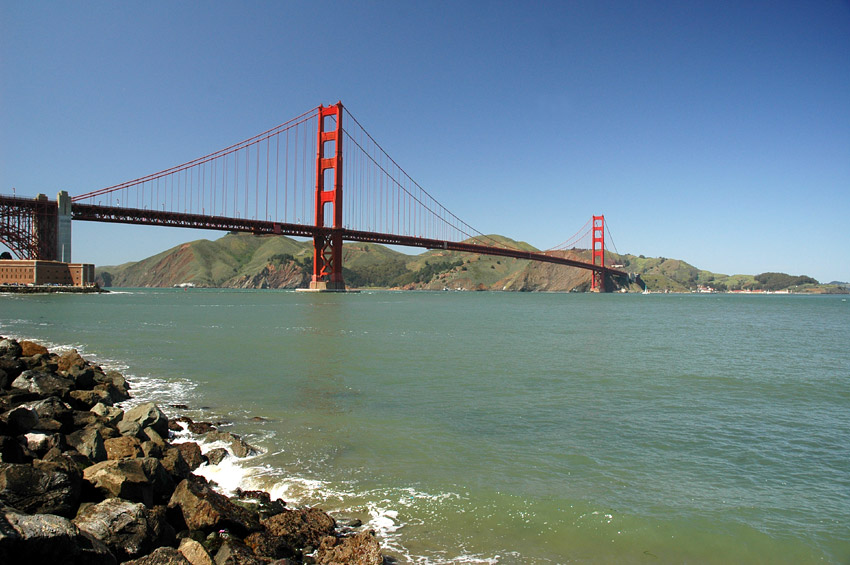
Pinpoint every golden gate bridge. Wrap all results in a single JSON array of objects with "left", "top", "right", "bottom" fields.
[{"left": 0, "top": 102, "right": 627, "bottom": 291}]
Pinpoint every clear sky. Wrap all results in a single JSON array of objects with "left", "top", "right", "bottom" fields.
[{"left": 2, "top": 1, "right": 848, "bottom": 282}]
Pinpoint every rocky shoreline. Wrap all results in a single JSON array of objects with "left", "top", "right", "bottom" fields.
[{"left": 0, "top": 337, "right": 385, "bottom": 564}]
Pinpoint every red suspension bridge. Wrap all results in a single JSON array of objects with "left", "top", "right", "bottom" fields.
[{"left": 1, "top": 102, "right": 627, "bottom": 291}]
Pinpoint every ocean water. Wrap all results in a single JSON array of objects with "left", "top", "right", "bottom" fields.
[{"left": 1, "top": 289, "right": 848, "bottom": 563}]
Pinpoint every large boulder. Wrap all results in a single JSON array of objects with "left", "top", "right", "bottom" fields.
[
  {"left": 175, "top": 441, "right": 204, "bottom": 471},
  {"left": 177, "top": 537, "right": 214, "bottom": 565},
  {"left": 10, "top": 370, "right": 74, "bottom": 398},
  {"left": 19, "top": 341, "right": 49, "bottom": 357},
  {"left": 167, "top": 478, "right": 261, "bottom": 536},
  {"left": 315, "top": 530, "right": 383, "bottom": 565},
  {"left": 83, "top": 458, "right": 174, "bottom": 507},
  {"left": 0, "top": 338, "right": 23, "bottom": 358},
  {"left": 0, "top": 461, "right": 81, "bottom": 517},
  {"left": 1, "top": 406, "right": 39, "bottom": 433},
  {"left": 0, "top": 507, "right": 116, "bottom": 565},
  {"left": 28, "top": 396, "right": 75, "bottom": 432},
  {"left": 73, "top": 498, "right": 170, "bottom": 562},
  {"left": 119, "top": 403, "right": 168, "bottom": 439},
  {"left": 214, "top": 539, "right": 267, "bottom": 564},
  {"left": 261, "top": 508, "right": 336, "bottom": 551},
  {"left": 104, "top": 436, "right": 144, "bottom": 460},
  {"left": 67, "top": 426, "right": 108, "bottom": 463}
]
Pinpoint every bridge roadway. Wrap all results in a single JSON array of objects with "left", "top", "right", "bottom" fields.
[{"left": 70, "top": 203, "right": 627, "bottom": 279}]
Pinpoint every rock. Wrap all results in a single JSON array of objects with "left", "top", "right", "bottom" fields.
[
  {"left": 104, "top": 435, "right": 144, "bottom": 460},
  {"left": 0, "top": 436, "right": 29, "bottom": 463},
  {"left": 123, "top": 546, "right": 192, "bottom": 564},
  {"left": 262, "top": 508, "right": 336, "bottom": 552},
  {"left": 28, "top": 396, "right": 75, "bottom": 432},
  {"left": 0, "top": 461, "right": 81, "bottom": 516},
  {"left": 83, "top": 458, "right": 175, "bottom": 507},
  {"left": 161, "top": 447, "right": 191, "bottom": 481},
  {"left": 95, "top": 381, "right": 131, "bottom": 404},
  {"left": 178, "top": 536, "right": 215, "bottom": 565},
  {"left": 73, "top": 498, "right": 161, "bottom": 561},
  {"left": 167, "top": 478, "right": 261, "bottom": 536},
  {"left": 119, "top": 402, "right": 168, "bottom": 439},
  {"left": 69, "top": 388, "right": 113, "bottom": 409},
  {"left": 315, "top": 530, "right": 383, "bottom": 565},
  {"left": 19, "top": 340, "right": 48, "bottom": 357},
  {"left": 68, "top": 365, "right": 97, "bottom": 390},
  {"left": 91, "top": 402, "right": 124, "bottom": 426},
  {"left": 24, "top": 431, "right": 60, "bottom": 455},
  {"left": 57, "top": 349, "right": 86, "bottom": 373},
  {"left": 1, "top": 405, "right": 39, "bottom": 433},
  {"left": 141, "top": 440, "right": 164, "bottom": 459},
  {"left": 243, "top": 530, "right": 297, "bottom": 561},
  {"left": 232, "top": 489, "right": 286, "bottom": 520},
  {"left": 141, "top": 426, "right": 168, "bottom": 446},
  {"left": 204, "top": 430, "right": 257, "bottom": 458},
  {"left": 0, "top": 508, "right": 116, "bottom": 565},
  {"left": 0, "top": 357, "right": 25, "bottom": 385},
  {"left": 214, "top": 539, "right": 266, "bottom": 564},
  {"left": 67, "top": 426, "right": 108, "bottom": 463},
  {"left": 10, "top": 369, "right": 74, "bottom": 398},
  {"left": 206, "top": 448, "right": 229, "bottom": 466},
  {"left": 0, "top": 338, "right": 23, "bottom": 358},
  {"left": 173, "top": 417, "right": 217, "bottom": 435},
  {"left": 175, "top": 442, "right": 205, "bottom": 471}
]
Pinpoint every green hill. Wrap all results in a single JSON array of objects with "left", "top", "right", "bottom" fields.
[{"left": 95, "top": 232, "right": 841, "bottom": 293}]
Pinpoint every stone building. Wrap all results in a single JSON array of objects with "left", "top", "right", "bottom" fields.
[{"left": 0, "top": 260, "right": 95, "bottom": 286}]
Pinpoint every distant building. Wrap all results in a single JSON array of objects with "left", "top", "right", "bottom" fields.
[{"left": 0, "top": 260, "right": 95, "bottom": 287}]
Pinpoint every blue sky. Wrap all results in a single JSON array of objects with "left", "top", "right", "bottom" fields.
[{"left": 2, "top": 1, "right": 848, "bottom": 281}]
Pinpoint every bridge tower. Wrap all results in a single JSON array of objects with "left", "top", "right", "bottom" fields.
[
  {"left": 309, "top": 102, "right": 346, "bottom": 291},
  {"left": 590, "top": 215, "right": 605, "bottom": 292}
]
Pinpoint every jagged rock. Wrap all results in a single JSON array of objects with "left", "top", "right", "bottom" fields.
[
  {"left": 0, "top": 357, "right": 25, "bottom": 385},
  {"left": 68, "top": 365, "right": 97, "bottom": 390},
  {"left": 92, "top": 402, "right": 124, "bottom": 426},
  {"left": 0, "top": 508, "right": 116, "bottom": 565},
  {"left": 0, "top": 339, "right": 23, "bottom": 358},
  {"left": 161, "top": 447, "right": 191, "bottom": 481},
  {"left": 74, "top": 498, "right": 163, "bottom": 561},
  {"left": 27, "top": 395, "right": 74, "bottom": 429},
  {"left": 261, "top": 508, "right": 336, "bottom": 551},
  {"left": 0, "top": 436, "right": 30, "bottom": 463},
  {"left": 206, "top": 448, "right": 229, "bottom": 465},
  {"left": 123, "top": 546, "right": 192, "bottom": 564},
  {"left": 24, "top": 431, "right": 64, "bottom": 455},
  {"left": 83, "top": 458, "right": 175, "bottom": 507},
  {"left": 232, "top": 489, "right": 286, "bottom": 520},
  {"left": 178, "top": 536, "right": 214, "bottom": 565},
  {"left": 173, "top": 417, "right": 217, "bottom": 435},
  {"left": 215, "top": 539, "right": 266, "bottom": 564},
  {"left": 20, "top": 341, "right": 49, "bottom": 357},
  {"left": 244, "top": 530, "right": 297, "bottom": 561},
  {"left": 204, "top": 430, "right": 257, "bottom": 458},
  {"left": 0, "top": 461, "right": 81, "bottom": 516},
  {"left": 57, "top": 349, "right": 86, "bottom": 373},
  {"left": 120, "top": 403, "right": 169, "bottom": 439},
  {"left": 315, "top": 530, "right": 383, "bottom": 565},
  {"left": 168, "top": 478, "right": 261, "bottom": 536},
  {"left": 69, "top": 388, "right": 113, "bottom": 409},
  {"left": 142, "top": 440, "right": 164, "bottom": 459},
  {"left": 104, "top": 435, "right": 144, "bottom": 460},
  {"left": 1, "top": 405, "right": 39, "bottom": 433},
  {"left": 141, "top": 426, "right": 168, "bottom": 446},
  {"left": 175, "top": 442, "right": 205, "bottom": 471},
  {"left": 95, "top": 381, "right": 131, "bottom": 404},
  {"left": 10, "top": 369, "right": 74, "bottom": 398},
  {"left": 67, "top": 426, "right": 108, "bottom": 463}
]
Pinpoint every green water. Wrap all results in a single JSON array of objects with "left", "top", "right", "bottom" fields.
[{"left": 2, "top": 289, "right": 848, "bottom": 563}]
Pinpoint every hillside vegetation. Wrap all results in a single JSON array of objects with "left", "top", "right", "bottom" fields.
[{"left": 95, "top": 233, "right": 841, "bottom": 293}]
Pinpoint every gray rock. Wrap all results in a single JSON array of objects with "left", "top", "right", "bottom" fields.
[
  {"left": 0, "top": 339, "right": 22, "bottom": 358},
  {"left": 83, "top": 457, "right": 175, "bottom": 507},
  {"left": 0, "top": 508, "right": 116, "bottom": 565},
  {"left": 11, "top": 369, "right": 74, "bottom": 398},
  {"left": 1, "top": 406, "right": 39, "bottom": 433},
  {"left": 215, "top": 539, "right": 266, "bottom": 564},
  {"left": 91, "top": 402, "right": 124, "bottom": 426},
  {"left": 0, "top": 461, "right": 81, "bottom": 517},
  {"left": 73, "top": 497, "right": 162, "bottom": 562},
  {"left": 67, "top": 426, "right": 108, "bottom": 463},
  {"left": 69, "top": 388, "right": 113, "bottom": 409},
  {"left": 119, "top": 402, "right": 168, "bottom": 438}
]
